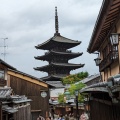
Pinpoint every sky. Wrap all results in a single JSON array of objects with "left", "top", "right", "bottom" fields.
[{"left": 0, "top": 0, "right": 103, "bottom": 78}]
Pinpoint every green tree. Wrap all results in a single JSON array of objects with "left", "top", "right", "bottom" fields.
[
  {"left": 58, "top": 72, "right": 89, "bottom": 103},
  {"left": 61, "top": 71, "right": 89, "bottom": 85},
  {"left": 58, "top": 93, "right": 65, "bottom": 103},
  {"left": 68, "top": 82, "right": 86, "bottom": 102}
]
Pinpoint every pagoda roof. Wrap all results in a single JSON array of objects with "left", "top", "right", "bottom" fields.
[
  {"left": 34, "top": 50, "right": 83, "bottom": 61},
  {"left": 34, "top": 62, "right": 84, "bottom": 72},
  {"left": 41, "top": 75, "right": 64, "bottom": 81},
  {"left": 35, "top": 35, "right": 81, "bottom": 50},
  {"left": 46, "top": 81, "right": 65, "bottom": 88}
]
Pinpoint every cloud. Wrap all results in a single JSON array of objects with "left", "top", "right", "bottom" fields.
[{"left": 0, "top": 0, "right": 102, "bottom": 78}]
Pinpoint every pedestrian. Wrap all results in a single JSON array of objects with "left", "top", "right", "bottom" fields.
[
  {"left": 79, "top": 111, "right": 89, "bottom": 120},
  {"left": 65, "top": 114, "right": 69, "bottom": 120},
  {"left": 69, "top": 114, "right": 74, "bottom": 120}
]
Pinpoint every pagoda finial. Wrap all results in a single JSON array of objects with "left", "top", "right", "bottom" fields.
[{"left": 54, "top": 6, "right": 60, "bottom": 36}]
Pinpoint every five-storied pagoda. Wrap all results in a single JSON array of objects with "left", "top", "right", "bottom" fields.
[{"left": 34, "top": 7, "right": 84, "bottom": 87}]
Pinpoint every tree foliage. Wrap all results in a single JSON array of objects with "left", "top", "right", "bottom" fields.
[
  {"left": 61, "top": 71, "right": 89, "bottom": 85},
  {"left": 58, "top": 72, "right": 89, "bottom": 103},
  {"left": 58, "top": 93, "right": 65, "bottom": 103}
]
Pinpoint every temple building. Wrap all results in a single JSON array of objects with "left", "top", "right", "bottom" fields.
[{"left": 34, "top": 7, "right": 84, "bottom": 87}]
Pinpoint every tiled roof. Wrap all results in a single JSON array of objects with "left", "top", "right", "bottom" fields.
[
  {"left": 46, "top": 81, "right": 65, "bottom": 88},
  {"left": 53, "top": 35, "right": 81, "bottom": 44},
  {"left": 34, "top": 63, "right": 84, "bottom": 71},
  {"left": 80, "top": 74, "right": 100, "bottom": 84},
  {"left": 35, "top": 50, "right": 82, "bottom": 61},
  {"left": 2, "top": 105, "right": 18, "bottom": 113},
  {"left": 0, "top": 59, "right": 16, "bottom": 70},
  {"left": 35, "top": 35, "right": 81, "bottom": 50},
  {"left": 8, "top": 69, "right": 53, "bottom": 87},
  {"left": 0, "top": 87, "right": 31, "bottom": 114},
  {"left": 0, "top": 87, "right": 12, "bottom": 98},
  {"left": 41, "top": 75, "right": 64, "bottom": 81}
]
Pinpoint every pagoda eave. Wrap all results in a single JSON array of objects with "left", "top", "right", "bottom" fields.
[
  {"left": 35, "top": 35, "right": 81, "bottom": 50},
  {"left": 41, "top": 75, "right": 63, "bottom": 81},
  {"left": 34, "top": 51, "right": 83, "bottom": 61},
  {"left": 34, "top": 63, "right": 85, "bottom": 72},
  {"left": 46, "top": 81, "right": 65, "bottom": 88}
]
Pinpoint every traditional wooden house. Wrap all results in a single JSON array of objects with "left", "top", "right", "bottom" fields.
[
  {"left": 0, "top": 58, "right": 52, "bottom": 120},
  {"left": 0, "top": 59, "right": 31, "bottom": 120},
  {"left": 7, "top": 68, "right": 52, "bottom": 120},
  {"left": 81, "top": 0, "right": 120, "bottom": 120},
  {"left": 0, "top": 59, "right": 16, "bottom": 87},
  {"left": 0, "top": 87, "right": 31, "bottom": 120}
]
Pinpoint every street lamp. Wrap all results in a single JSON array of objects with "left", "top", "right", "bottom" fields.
[
  {"left": 74, "top": 90, "right": 79, "bottom": 120},
  {"left": 94, "top": 57, "right": 101, "bottom": 66},
  {"left": 110, "top": 33, "right": 119, "bottom": 45}
]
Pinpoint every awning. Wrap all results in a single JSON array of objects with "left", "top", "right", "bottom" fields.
[
  {"left": 2, "top": 105, "right": 18, "bottom": 114},
  {"left": 80, "top": 87, "right": 108, "bottom": 93}
]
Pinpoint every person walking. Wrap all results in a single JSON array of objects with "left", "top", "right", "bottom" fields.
[{"left": 79, "top": 111, "right": 89, "bottom": 120}]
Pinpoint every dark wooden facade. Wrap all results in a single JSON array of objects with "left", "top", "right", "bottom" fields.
[
  {"left": 86, "top": 1, "right": 120, "bottom": 119},
  {"left": 13, "top": 104, "right": 31, "bottom": 120},
  {"left": 89, "top": 97, "right": 120, "bottom": 120},
  {"left": 0, "top": 59, "right": 16, "bottom": 87},
  {"left": 7, "top": 69, "right": 50, "bottom": 120}
]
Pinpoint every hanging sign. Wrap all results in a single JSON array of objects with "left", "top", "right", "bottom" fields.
[{"left": 41, "top": 91, "right": 47, "bottom": 98}]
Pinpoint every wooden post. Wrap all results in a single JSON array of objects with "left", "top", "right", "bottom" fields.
[{"left": 0, "top": 102, "right": 2, "bottom": 120}]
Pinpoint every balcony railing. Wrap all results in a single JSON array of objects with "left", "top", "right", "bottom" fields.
[
  {"left": 0, "top": 78, "right": 7, "bottom": 87},
  {"left": 99, "top": 51, "right": 118, "bottom": 72}
]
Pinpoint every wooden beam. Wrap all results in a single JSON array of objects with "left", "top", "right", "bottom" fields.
[
  {"left": 93, "top": 98, "right": 112, "bottom": 105},
  {"left": 7, "top": 70, "right": 48, "bottom": 88},
  {"left": 31, "top": 110, "right": 41, "bottom": 112}
]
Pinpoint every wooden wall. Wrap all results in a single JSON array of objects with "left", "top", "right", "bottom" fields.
[
  {"left": 9, "top": 75, "right": 49, "bottom": 119},
  {"left": 90, "top": 100, "right": 120, "bottom": 120},
  {"left": 13, "top": 105, "right": 31, "bottom": 120}
]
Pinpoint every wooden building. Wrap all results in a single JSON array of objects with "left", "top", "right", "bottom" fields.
[
  {"left": 34, "top": 7, "right": 84, "bottom": 88},
  {"left": 81, "top": 0, "right": 120, "bottom": 120},
  {"left": 0, "top": 87, "right": 31, "bottom": 120},
  {"left": 0, "top": 59, "right": 30, "bottom": 120},
  {"left": 7, "top": 69, "right": 52, "bottom": 120},
  {"left": 0, "top": 59, "right": 16, "bottom": 87},
  {"left": 0, "top": 58, "right": 52, "bottom": 120},
  {"left": 87, "top": 0, "right": 120, "bottom": 81}
]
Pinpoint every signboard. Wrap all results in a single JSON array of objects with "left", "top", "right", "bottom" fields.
[{"left": 41, "top": 91, "right": 47, "bottom": 98}]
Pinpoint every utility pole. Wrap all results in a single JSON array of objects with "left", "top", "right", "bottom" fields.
[{"left": 0, "top": 38, "right": 8, "bottom": 61}]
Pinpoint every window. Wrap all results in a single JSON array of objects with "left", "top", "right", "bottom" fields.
[{"left": 0, "top": 70, "right": 5, "bottom": 79}]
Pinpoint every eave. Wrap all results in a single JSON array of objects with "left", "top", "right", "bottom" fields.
[
  {"left": 35, "top": 35, "right": 81, "bottom": 50},
  {"left": 34, "top": 63, "right": 84, "bottom": 72},
  {"left": 0, "top": 59, "right": 16, "bottom": 70},
  {"left": 41, "top": 75, "right": 64, "bottom": 81},
  {"left": 87, "top": 0, "right": 120, "bottom": 53},
  {"left": 7, "top": 69, "right": 48, "bottom": 88},
  {"left": 34, "top": 50, "right": 83, "bottom": 61}
]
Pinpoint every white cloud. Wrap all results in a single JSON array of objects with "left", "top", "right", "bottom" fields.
[{"left": 0, "top": 0, "right": 102, "bottom": 78}]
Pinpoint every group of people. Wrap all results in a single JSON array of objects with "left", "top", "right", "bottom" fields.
[
  {"left": 52, "top": 111, "right": 89, "bottom": 120},
  {"left": 37, "top": 111, "right": 89, "bottom": 120},
  {"left": 53, "top": 113, "right": 74, "bottom": 120}
]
